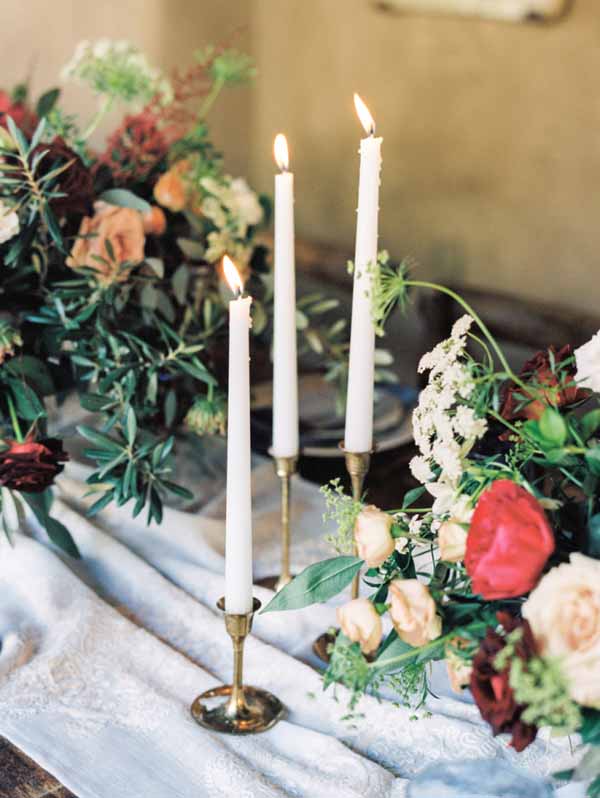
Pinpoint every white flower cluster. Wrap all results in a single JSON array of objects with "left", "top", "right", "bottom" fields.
[
  {"left": 409, "top": 315, "right": 487, "bottom": 524},
  {"left": 0, "top": 200, "right": 20, "bottom": 245},
  {"left": 200, "top": 176, "right": 264, "bottom": 266},
  {"left": 62, "top": 39, "right": 172, "bottom": 105},
  {"left": 575, "top": 330, "right": 600, "bottom": 394}
]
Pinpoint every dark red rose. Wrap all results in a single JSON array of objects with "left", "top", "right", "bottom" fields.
[
  {"left": 30, "top": 137, "right": 94, "bottom": 217},
  {"left": 0, "top": 438, "right": 68, "bottom": 493},
  {"left": 501, "top": 345, "right": 585, "bottom": 423},
  {"left": 0, "top": 90, "right": 38, "bottom": 137},
  {"left": 470, "top": 612, "right": 539, "bottom": 752},
  {"left": 97, "top": 111, "right": 169, "bottom": 185},
  {"left": 465, "top": 480, "right": 555, "bottom": 599}
]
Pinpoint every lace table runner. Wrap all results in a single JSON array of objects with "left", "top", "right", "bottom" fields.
[{"left": 0, "top": 460, "right": 583, "bottom": 798}]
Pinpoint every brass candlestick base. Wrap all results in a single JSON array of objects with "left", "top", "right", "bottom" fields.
[
  {"left": 312, "top": 443, "right": 373, "bottom": 665},
  {"left": 256, "top": 453, "right": 298, "bottom": 593},
  {"left": 191, "top": 597, "right": 285, "bottom": 734}
]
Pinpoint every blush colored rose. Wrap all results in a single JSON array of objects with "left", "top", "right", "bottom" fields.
[
  {"left": 465, "top": 480, "right": 555, "bottom": 600},
  {"left": 388, "top": 579, "right": 441, "bottom": 648},
  {"left": 438, "top": 520, "right": 468, "bottom": 563},
  {"left": 337, "top": 597, "right": 382, "bottom": 655},
  {"left": 501, "top": 345, "right": 585, "bottom": 423},
  {"left": 354, "top": 505, "right": 395, "bottom": 568},
  {"left": 67, "top": 201, "right": 145, "bottom": 285},
  {"left": 0, "top": 438, "right": 68, "bottom": 493},
  {"left": 470, "top": 612, "right": 538, "bottom": 752},
  {"left": 523, "top": 553, "right": 600, "bottom": 709}
]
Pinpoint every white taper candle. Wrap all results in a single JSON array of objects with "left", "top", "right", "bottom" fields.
[
  {"left": 344, "top": 94, "right": 383, "bottom": 454},
  {"left": 272, "top": 133, "right": 299, "bottom": 458},
  {"left": 223, "top": 256, "right": 254, "bottom": 614}
]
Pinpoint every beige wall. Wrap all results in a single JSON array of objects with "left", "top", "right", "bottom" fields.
[
  {"left": 246, "top": 0, "right": 600, "bottom": 314},
  {"left": 3, "top": 0, "right": 600, "bottom": 313}
]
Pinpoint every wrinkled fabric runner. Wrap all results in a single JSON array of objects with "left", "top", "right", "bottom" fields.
[{"left": 0, "top": 459, "right": 583, "bottom": 798}]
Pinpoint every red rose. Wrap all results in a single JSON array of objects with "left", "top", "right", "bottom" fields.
[
  {"left": 0, "top": 438, "right": 68, "bottom": 493},
  {"left": 470, "top": 612, "right": 538, "bottom": 752},
  {"left": 501, "top": 344, "right": 585, "bottom": 423},
  {"left": 0, "top": 90, "right": 38, "bottom": 138},
  {"left": 97, "top": 111, "right": 169, "bottom": 185},
  {"left": 465, "top": 480, "right": 555, "bottom": 599}
]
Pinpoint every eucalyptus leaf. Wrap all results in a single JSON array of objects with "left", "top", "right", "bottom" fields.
[
  {"left": 261, "top": 556, "right": 363, "bottom": 613},
  {"left": 98, "top": 189, "right": 151, "bottom": 214},
  {"left": 539, "top": 408, "right": 568, "bottom": 447}
]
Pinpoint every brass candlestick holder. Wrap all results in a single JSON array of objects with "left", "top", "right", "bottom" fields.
[
  {"left": 191, "top": 597, "right": 285, "bottom": 734},
  {"left": 312, "top": 442, "right": 373, "bottom": 664},
  {"left": 257, "top": 453, "right": 298, "bottom": 592}
]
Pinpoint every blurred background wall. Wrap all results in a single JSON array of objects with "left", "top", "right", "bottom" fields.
[{"left": 2, "top": 0, "right": 599, "bottom": 312}]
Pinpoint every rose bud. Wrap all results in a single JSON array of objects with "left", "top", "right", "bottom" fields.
[
  {"left": 388, "top": 579, "right": 441, "bottom": 648},
  {"left": 523, "top": 553, "right": 600, "bottom": 709},
  {"left": 142, "top": 205, "right": 167, "bottom": 236},
  {"left": 0, "top": 438, "right": 68, "bottom": 493},
  {"left": 465, "top": 480, "right": 555, "bottom": 600},
  {"left": 354, "top": 505, "right": 395, "bottom": 568},
  {"left": 337, "top": 597, "right": 382, "bottom": 656},
  {"left": 438, "top": 520, "right": 468, "bottom": 563}
]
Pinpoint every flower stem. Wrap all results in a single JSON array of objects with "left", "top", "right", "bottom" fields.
[
  {"left": 6, "top": 395, "right": 23, "bottom": 443},
  {"left": 82, "top": 95, "right": 114, "bottom": 141},
  {"left": 197, "top": 77, "right": 225, "bottom": 120}
]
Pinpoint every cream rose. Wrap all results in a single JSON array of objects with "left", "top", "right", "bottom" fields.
[
  {"left": 574, "top": 331, "right": 600, "bottom": 393},
  {"left": 438, "top": 520, "right": 468, "bottom": 562},
  {"left": 337, "top": 597, "right": 382, "bottom": 655},
  {"left": 523, "top": 553, "right": 600, "bottom": 708},
  {"left": 354, "top": 505, "right": 395, "bottom": 568},
  {"left": 388, "top": 579, "right": 442, "bottom": 648},
  {"left": 445, "top": 638, "right": 472, "bottom": 693},
  {"left": 0, "top": 200, "right": 20, "bottom": 244}
]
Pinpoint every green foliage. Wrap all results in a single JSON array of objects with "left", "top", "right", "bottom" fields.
[
  {"left": 261, "top": 556, "right": 363, "bottom": 613},
  {"left": 320, "top": 478, "right": 363, "bottom": 553}
]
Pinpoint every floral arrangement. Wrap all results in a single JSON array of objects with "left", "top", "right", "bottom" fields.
[
  {"left": 0, "top": 40, "right": 349, "bottom": 552},
  {"left": 266, "top": 265, "right": 600, "bottom": 797}
]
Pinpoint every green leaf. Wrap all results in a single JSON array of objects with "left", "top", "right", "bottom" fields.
[
  {"left": 36, "top": 88, "right": 60, "bottom": 118},
  {"left": 261, "top": 556, "right": 363, "bottom": 613},
  {"left": 44, "top": 517, "right": 80, "bottom": 559},
  {"left": 8, "top": 380, "right": 45, "bottom": 421},
  {"left": 126, "top": 406, "right": 137, "bottom": 446},
  {"left": 98, "top": 189, "right": 151, "bottom": 214},
  {"left": 79, "top": 393, "right": 113, "bottom": 412},
  {"left": 539, "top": 407, "right": 568, "bottom": 447},
  {"left": 582, "top": 409, "right": 600, "bottom": 441},
  {"left": 586, "top": 448, "right": 600, "bottom": 477},
  {"left": 172, "top": 264, "right": 189, "bottom": 305},
  {"left": 372, "top": 629, "right": 414, "bottom": 671},
  {"left": 581, "top": 709, "right": 600, "bottom": 745},
  {"left": 164, "top": 389, "right": 177, "bottom": 427},
  {"left": 77, "top": 425, "right": 123, "bottom": 453},
  {"left": 587, "top": 515, "right": 600, "bottom": 559},
  {"left": 402, "top": 486, "right": 426, "bottom": 509}
]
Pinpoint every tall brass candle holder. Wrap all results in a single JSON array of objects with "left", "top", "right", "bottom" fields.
[
  {"left": 312, "top": 443, "right": 373, "bottom": 664},
  {"left": 191, "top": 597, "right": 285, "bottom": 734},
  {"left": 257, "top": 452, "right": 298, "bottom": 592}
]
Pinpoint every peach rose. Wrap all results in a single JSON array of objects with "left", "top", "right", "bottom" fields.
[
  {"left": 523, "top": 553, "right": 600, "bottom": 709},
  {"left": 337, "top": 597, "right": 382, "bottom": 655},
  {"left": 142, "top": 205, "right": 167, "bottom": 236},
  {"left": 67, "top": 202, "right": 145, "bottom": 285},
  {"left": 153, "top": 159, "right": 189, "bottom": 212},
  {"left": 354, "top": 505, "right": 395, "bottom": 568},
  {"left": 388, "top": 579, "right": 442, "bottom": 648},
  {"left": 438, "top": 520, "right": 468, "bottom": 563},
  {"left": 445, "top": 638, "right": 472, "bottom": 693}
]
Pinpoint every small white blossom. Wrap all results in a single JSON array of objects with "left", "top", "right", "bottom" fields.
[
  {"left": 395, "top": 537, "right": 408, "bottom": 554},
  {"left": 409, "top": 455, "right": 434, "bottom": 484},
  {"left": 448, "top": 494, "right": 474, "bottom": 524},
  {"left": 451, "top": 314, "right": 473, "bottom": 339},
  {"left": 453, "top": 405, "right": 488, "bottom": 441},
  {"left": 0, "top": 201, "right": 20, "bottom": 244},
  {"left": 575, "top": 331, "right": 600, "bottom": 394},
  {"left": 408, "top": 516, "right": 423, "bottom": 536}
]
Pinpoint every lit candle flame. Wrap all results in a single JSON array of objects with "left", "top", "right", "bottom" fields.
[
  {"left": 223, "top": 255, "right": 244, "bottom": 297},
  {"left": 274, "top": 133, "right": 289, "bottom": 172},
  {"left": 353, "top": 93, "right": 375, "bottom": 136}
]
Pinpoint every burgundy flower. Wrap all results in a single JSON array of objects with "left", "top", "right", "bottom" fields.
[
  {"left": 0, "top": 438, "right": 68, "bottom": 493},
  {"left": 470, "top": 612, "right": 538, "bottom": 752},
  {"left": 30, "top": 137, "right": 94, "bottom": 218},
  {"left": 97, "top": 111, "right": 169, "bottom": 185},
  {"left": 501, "top": 345, "right": 585, "bottom": 423}
]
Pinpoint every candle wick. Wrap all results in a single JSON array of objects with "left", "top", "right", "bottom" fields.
[{"left": 369, "top": 125, "right": 376, "bottom": 137}]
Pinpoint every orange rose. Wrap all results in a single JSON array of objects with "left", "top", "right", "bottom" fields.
[
  {"left": 153, "top": 159, "right": 189, "bottom": 212},
  {"left": 143, "top": 205, "right": 167, "bottom": 236},
  {"left": 337, "top": 598, "right": 382, "bottom": 655},
  {"left": 67, "top": 202, "right": 145, "bottom": 285},
  {"left": 388, "top": 579, "right": 441, "bottom": 648}
]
